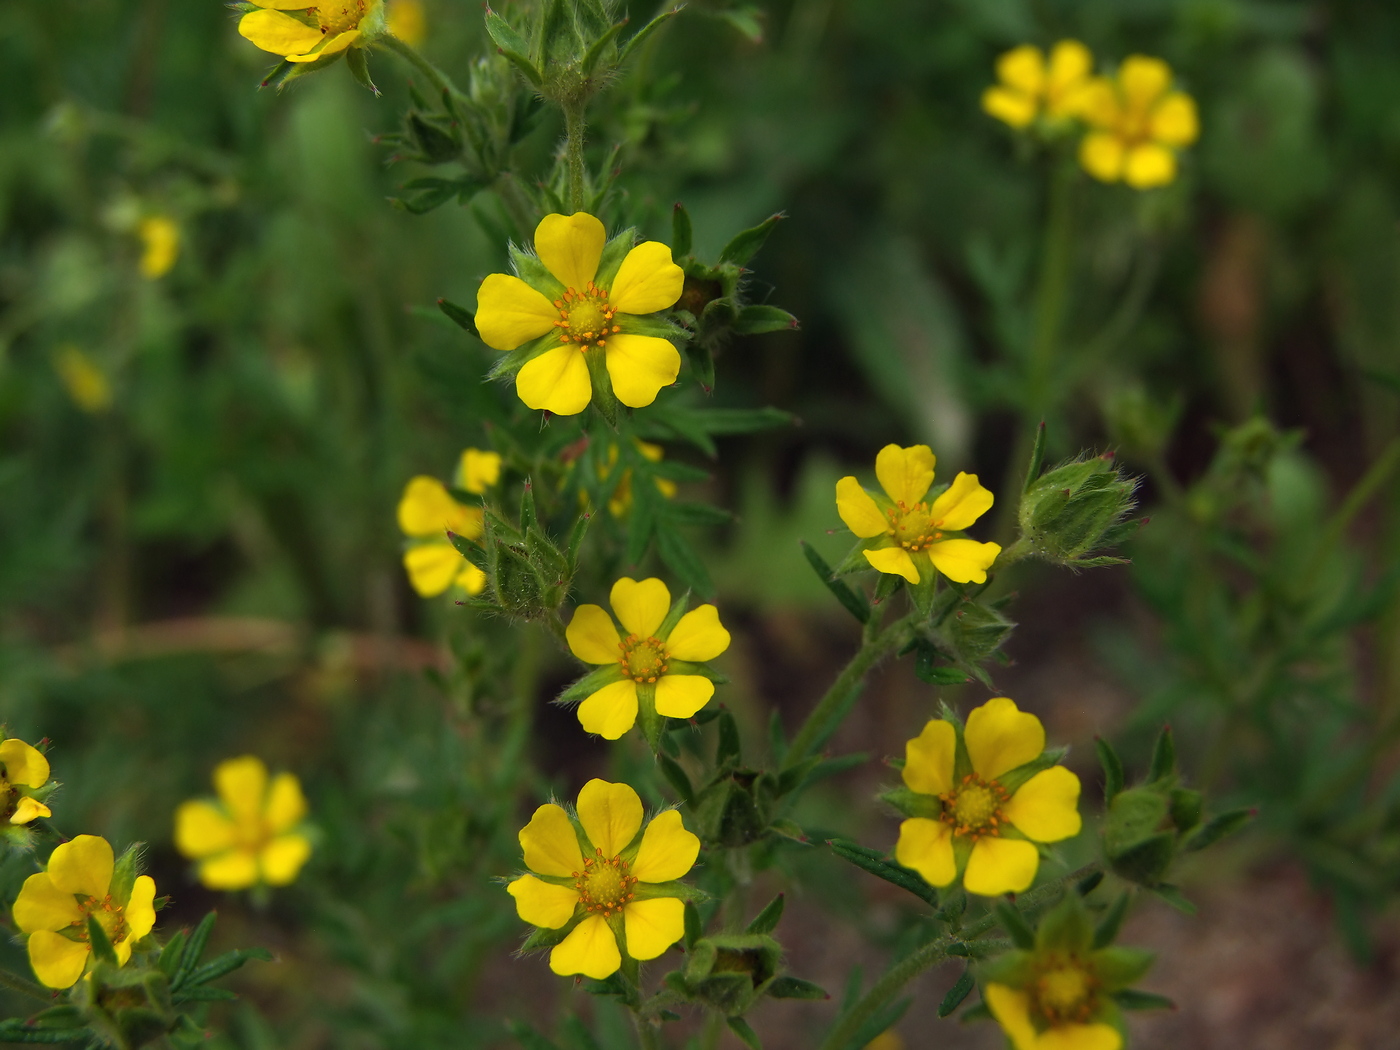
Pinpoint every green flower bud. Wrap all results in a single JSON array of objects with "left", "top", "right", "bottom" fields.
[
  {"left": 676, "top": 933, "right": 783, "bottom": 1016},
  {"left": 1016, "top": 453, "right": 1141, "bottom": 567}
]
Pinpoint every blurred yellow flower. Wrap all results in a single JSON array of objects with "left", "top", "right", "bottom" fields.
[
  {"left": 894, "top": 698, "right": 1081, "bottom": 896},
  {"left": 387, "top": 0, "right": 425, "bottom": 46},
  {"left": 13, "top": 835, "right": 157, "bottom": 988},
  {"left": 396, "top": 470, "right": 487, "bottom": 598},
  {"left": 507, "top": 779, "right": 700, "bottom": 979},
  {"left": 986, "top": 980, "right": 1121, "bottom": 1050},
  {"left": 457, "top": 447, "right": 501, "bottom": 495},
  {"left": 0, "top": 737, "right": 53, "bottom": 825},
  {"left": 138, "top": 215, "right": 179, "bottom": 279},
  {"left": 175, "top": 755, "right": 311, "bottom": 890},
  {"left": 1078, "top": 56, "right": 1199, "bottom": 189},
  {"left": 54, "top": 345, "right": 112, "bottom": 414},
  {"left": 476, "top": 212, "right": 684, "bottom": 415},
  {"left": 605, "top": 440, "right": 677, "bottom": 517},
  {"left": 836, "top": 444, "right": 1001, "bottom": 586},
  {"left": 239, "top": 0, "right": 383, "bottom": 63},
  {"left": 983, "top": 41, "right": 1095, "bottom": 129},
  {"left": 565, "top": 577, "right": 730, "bottom": 740},
  {"left": 864, "top": 1033, "right": 906, "bottom": 1050}
]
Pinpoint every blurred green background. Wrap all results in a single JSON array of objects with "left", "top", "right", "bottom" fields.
[{"left": 2, "top": 0, "right": 1399, "bottom": 1046}]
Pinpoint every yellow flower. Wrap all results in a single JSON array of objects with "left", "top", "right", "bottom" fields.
[
  {"left": 1077, "top": 56, "right": 1199, "bottom": 189},
  {"left": 138, "top": 215, "right": 179, "bottom": 279},
  {"left": 982, "top": 41, "right": 1095, "bottom": 129},
  {"left": 507, "top": 779, "right": 700, "bottom": 980},
  {"left": 894, "top": 697, "right": 1081, "bottom": 896},
  {"left": 13, "top": 835, "right": 157, "bottom": 988},
  {"left": 836, "top": 444, "right": 1001, "bottom": 586},
  {"left": 475, "top": 212, "right": 685, "bottom": 415},
  {"left": 986, "top": 982, "right": 1121, "bottom": 1050},
  {"left": 457, "top": 447, "right": 502, "bottom": 495},
  {"left": 397, "top": 471, "right": 487, "bottom": 598},
  {"left": 53, "top": 345, "right": 112, "bottom": 414},
  {"left": 239, "top": 0, "right": 383, "bottom": 64},
  {"left": 0, "top": 738, "right": 53, "bottom": 825},
  {"left": 386, "top": 0, "right": 425, "bottom": 45},
  {"left": 564, "top": 577, "right": 731, "bottom": 740},
  {"left": 605, "top": 440, "right": 677, "bottom": 518},
  {"left": 174, "top": 755, "right": 312, "bottom": 890}
]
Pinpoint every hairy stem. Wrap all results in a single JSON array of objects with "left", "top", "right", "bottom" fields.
[
  {"left": 377, "top": 34, "right": 464, "bottom": 98},
  {"left": 563, "top": 103, "right": 588, "bottom": 212}
]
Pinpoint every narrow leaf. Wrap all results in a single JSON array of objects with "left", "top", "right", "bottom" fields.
[
  {"left": 745, "top": 893, "right": 784, "bottom": 935},
  {"left": 937, "top": 969, "right": 975, "bottom": 1017},
  {"left": 802, "top": 541, "right": 869, "bottom": 623}
]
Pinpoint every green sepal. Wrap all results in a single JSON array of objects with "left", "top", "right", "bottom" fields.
[
  {"left": 767, "top": 975, "right": 828, "bottom": 1000},
  {"left": 745, "top": 893, "right": 784, "bottom": 935},
  {"left": 657, "top": 589, "right": 693, "bottom": 639},
  {"left": 594, "top": 228, "right": 636, "bottom": 291},
  {"left": 1168, "top": 788, "right": 1202, "bottom": 834},
  {"left": 1024, "top": 421, "right": 1047, "bottom": 493},
  {"left": 1148, "top": 726, "right": 1177, "bottom": 783},
  {"left": 87, "top": 915, "right": 119, "bottom": 965},
  {"left": 657, "top": 752, "right": 693, "bottom": 803},
  {"left": 1112, "top": 988, "right": 1175, "bottom": 1011},
  {"left": 632, "top": 880, "right": 708, "bottom": 904},
  {"left": 584, "top": 349, "right": 621, "bottom": 427},
  {"left": 520, "top": 923, "right": 574, "bottom": 952},
  {"left": 1033, "top": 893, "right": 1091, "bottom": 954},
  {"left": 716, "top": 708, "right": 742, "bottom": 766},
  {"left": 1091, "top": 947, "right": 1155, "bottom": 990},
  {"left": 616, "top": 5, "right": 681, "bottom": 68},
  {"left": 1149, "top": 884, "right": 1195, "bottom": 914},
  {"left": 110, "top": 844, "right": 142, "bottom": 910},
  {"left": 558, "top": 665, "right": 625, "bottom": 704},
  {"left": 671, "top": 203, "right": 693, "bottom": 258},
  {"left": 683, "top": 901, "right": 703, "bottom": 950},
  {"left": 726, "top": 1017, "right": 761, "bottom": 1049},
  {"left": 879, "top": 786, "right": 942, "bottom": 820},
  {"left": 1096, "top": 737, "right": 1124, "bottom": 804},
  {"left": 719, "top": 213, "right": 784, "bottom": 267},
  {"left": 975, "top": 948, "right": 1034, "bottom": 987},
  {"left": 993, "top": 902, "right": 1035, "bottom": 950},
  {"left": 997, "top": 747, "right": 1068, "bottom": 794},
  {"left": 484, "top": 8, "right": 543, "bottom": 86},
  {"left": 345, "top": 46, "right": 378, "bottom": 94},
  {"left": 509, "top": 245, "right": 565, "bottom": 298},
  {"left": 732, "top": 305, "right": 798, "bottom": 335},
  {"left": 1182, "top": 807, "right": 1253, "bottom": 853}
]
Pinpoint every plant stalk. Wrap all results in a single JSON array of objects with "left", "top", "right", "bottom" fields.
[
  {"left": 563, "top": 103, "right": 588, "bottom": 212},
  {"left": 377, "top": 34, "right": 464, "bottom": 98}
]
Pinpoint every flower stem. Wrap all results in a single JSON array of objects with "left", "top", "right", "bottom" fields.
[
  {"left": 0, "top": 967, "right": 54, "bottom": 1003},
  {"left": 377, "top": 34, "right": 464, "bottom": 99},
  {"left": 563, "top": 102, "right": 588, "bottom": 212}
]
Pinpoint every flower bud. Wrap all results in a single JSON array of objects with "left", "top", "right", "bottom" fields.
[{"left": 1017, "top": 453, "right": 1141, "bottom": 567}]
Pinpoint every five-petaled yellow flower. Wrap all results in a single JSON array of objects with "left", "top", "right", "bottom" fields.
[
  {"left": 396, "top": 448, "right": 499, "bottom": 598},
  {"left": 476, "top": 212, "right": 685, "bottom": 415},
  {"left": 895, "top": 698, "right": 1081, "bottom": 896},
  {"left": 507, "top": 779, "right": 700, "bottom": 979},
  {"left": 836, "top": 444, "right": 1001, "bottom": 586},
  {"left": 239, "top": 0, "right": 383, "bottom": 64},
  {"left": 0, "top": 737, "right": 53, "bottom": 825},
  {"left": 175, "top": 756, "right": 312, "bottom": 890},
  {"left": 13, "top": 835, "right": 157, "bottom": 988},
  {"left": 565, "top": 578, "right": 731, "bottom": 740},
  {"left": 982, "top": 41, "right": 1095, "bottom": 129},
  {"left": 1078, "top": 56, "right": 1198, "bottom": 189}
]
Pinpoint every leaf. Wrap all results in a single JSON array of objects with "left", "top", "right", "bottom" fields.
[
  {"left": 1096, "top": 737, "right": 1124, "bottom": 804},
  {"left": 664, "top": 501, "right": 734, "bottom": 527},
  {"left": 733, "top": 304, "right": 798, "bottom": 335},
  {"left": 1149, "top": 884, "right": 1196, "bottom": 915},
  {"left": 801, "top": 541, "right": 869, "bottom": 623},
  {"left": 1148, "top": 726, "right": 1176, "bottom": 782},
  {"left": 0, "top": 1023, "right": 89, "bottom": 1044},
  {"left": 993, "top": 902, "right": 1035, "bottom": 949},
  {"left": 484, "top": 10, "right": 542, "bottom": 85},
  {"left": 767, "top": 975, "right": 828, "bottom": 1000},
  {"left": 174, "top": 911, "right": 218, "bottom": 989},
  {"left": 1182, "top": 807, "right": 1253, "bottom": 853},
  {"left": 1024, "top": 420, "right": 1047, "bottom": 492},
  {"left": 720, "top": 213, "right": 785, "bottom": 267},
  {"left": 1093, "top": 892, "right": 1131, "bottom": 949},
  {"left": 745, "top": 893, "right": 784, "bottom": 935},
  {"left": 345, "top": 46, "right": 378, "bottom": 94},
  {"left": 172, "top": 986, "right": 239, "bottom": 1002},
  {"left": 181, "top": 947, "right": 273, "bottom": 988},
  {"left": 717, "top": 707, "right": 742, "bottom": 765},
  {"left": 937, "top": 969, "right": 975, "bottom": 1017},
  {"left": 1113, "top": 989, "right": 1176, "bottom": 1012},
  {"left": 504, "top": 1020, "right": 562, "bottom": 1050},
  {"left": 827, "top": 838, "right": 938, "bottom": 905},
  {"left": 656, "top": 526, "right": 714, "bottom": 597},
  {"left": 671, "top": 202, "right": 693, "bottom": 258},
  {"left": 726, "top": 1017, "right": 761, "bottom": 1050},
  {"left": 437, "top": 298, "right": 479, "bottom": 338},
  {"left": 657, "top": 753, "right": 693, "bottom": 803}
]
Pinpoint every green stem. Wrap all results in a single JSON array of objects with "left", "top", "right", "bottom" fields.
[
  {"left": 0, "top": 966, "right": 55, "bottom": 1003},
  {"left": 376, "top": 34, "right": 464, "bottom": 98},
  {"left": 783, "top": 615, "right": 915, "bottom": 769},
  {"left": 1301, "top": 437, "right": 1400, "bottom": 592},
  {"left": 563, "top": 103, "right": 588, "bottom": 212}
]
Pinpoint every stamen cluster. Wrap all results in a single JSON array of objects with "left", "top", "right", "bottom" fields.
[
  {"left": 573, "top": 849, "right": 638, "bottom": 917},
  {"left": 885, "top": 500, "right": 946, "bottom": 552},
  {"left": 619, "top": 635, "right": 670, "bottom": 684},
  {"left": 1030, "top": 955, "right": 1100, "bottom": 1025},
  {"left": 553, "top": 282, "right": 621, "bottom": 349},
  {"left": 316, "top": 0, "right": 366, "bottom": 34},
  {"left": 939, "top": 772, "right": 1010, "bottom": 841},
  {"left": 72, "top": 894, "right": 128, "bottom": 945}
]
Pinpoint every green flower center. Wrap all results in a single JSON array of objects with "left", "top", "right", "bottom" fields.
[
  {"left": 315, "top": 0, "right": 365, "bottom": 35},
  {"left": 1031, "top": 957, "right": 1099, "bottom": 1025},
  {"left": 619, "top": 635, "right": 670, "bottom": 684},
  {"left": 71, "top": 894, "right": 129, "bottom": 946},
  {"left": 574, "top": 850, "right": 636, "bottom": 916},
  {"left": 553, "top": 284, "right": 619, "bottom": 349},
  {"left": 939, "top": 773, "right": 1009, "bottom": 840},
  {"left": 885, "top": 501, "right": 945, "bottom": 552}
]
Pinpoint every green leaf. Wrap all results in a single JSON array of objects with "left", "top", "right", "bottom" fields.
[
  {"left": 720, "top": 213, "right": 785, "bottom": 267},
  {"left": 726, "top": 1016, "right": 761, "bottom": 1050},
  {"left": 937, "top": 969, "right": 975, "bottom": 1017},
  {"left": 484, "top": 10, "right": 542, "bottom": 85},
  {"left": 683, "top": 900, "right": 703, "bottom": 950},
  {"left": 174, "top": 911, "right": 217, "bottom": 990},
  {"left": 1149, "top": 883, "right": 1196, "bottom": 914},
  {"left": 579, "top": 18, "right": 627, "bottom": 75},
  {"left": 801, "top": 541, "right": 869, "bottom": 624},
  {"left": 717, "top": 708, "right": 742, "bottom": 765},
  {"left": 1093, "top": 892, "right": 1131, "bottom": 949},
  {"left": 1092, "top": 947, "right": 1155, "bottom": 990},
  {"left": 172, "top": 986, "right": 238, "bottom": 1002},
  {"left": 1148, "top": 725, "right": 1176, "bottom": 783},
  {"left": 732, "top": 304, "right": 798, "bottom": 335},
  {"left": 1095, "top": 737, "right": 1124, "bottom": 804},
  {"left": 1113, "top": 988, "right": 1175, "bottom": 1011},
  {"left": 0, "top": 1022, "right": 89, "bottom": 1044},
  {"left": 664, "top": 501, "right": 734, "bottom": 527},
  {"left": 182, "top": 947, "right": 273, "bottom": 988},
  {"left": 827, "top": 838, "right": 938, "bottom": 906},
  {"left": 993, "top": 901, "right": 1035, "bottom": 949},
  {"left": 745, "top": 893, "right": 784, "bottom": 935},
  {"left": 505, "top": 1020, "right": 562, "bottom": 1050},
  {"left": 1024, "top": 420, "right": 1047, "bottom": 492},
  {"left": 656, "top": 526, "right": 714, "bottom": 597},
  {"left": 438, "top": 298, "right": 479, "bottom": 338},
  {"left": 657, "top": 752, "right": 693, "bottom": 803},
  {"left": 616, "top": 5, "right": 682, "bottom": 69},
  {"left": 1182, "top": 807, "right": 1253, "bottom": 853},
  {"left": 671, "top": 202, "right": 693, "bottom": 258},
  {"left": 767, "top": 975, "right": 828, "bottom": 1000}
]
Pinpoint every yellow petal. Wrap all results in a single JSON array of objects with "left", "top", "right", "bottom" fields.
[
  {"left": 1005, "top": 767, "right": 1082, "bottom": 844},
  {"left": 27, "top": 931, "right": 89, "bottom": 989},
  {"left": 926, "top": 538, "right": 1001, "bottom": 584},
  {"left": 982, "top": 86, "right": 1037, "bottom": 128},
  {"left": 985, "top": 984, "right": 1039, "bottom": 1050},
  {"left": 10, "top": 797, "right": 51, "bottom": 824},
  {"left": 566, "top": 605, "right": 622, "bottom": 665},
  {"left": 1152, "top": 91, "right": 1198, "bottom": 147},
  {"left": 836, "top": 477, "right": 890, "bottom": 538},
  {"left": 508, "top": 874, "right": 579, "bottom": 929},
  {"left": 576, "top": 779, "right": 644, "bottom": 858},
  {"left": 174, "top": 800, "right": 237, "bottom": 859},
  {"left": 298, "top": 27, "right": 359, "bottom": 59},
  {"left": 266, "top": 772, "right": 307, "bottom": 833},
  {"left": 247, "top": 0, "right": 320, "bottom": 9},
  {"left": 875, "top": 444, "right": 936, "bottom": 506},
  {"left": 237, "top": 9, "right": 325, "bottom": 57},
  {"left": 1124, "top": 143, "right": 1177, "bottom": 189},
  {"left": 138, "top": 216, "right": 180, "bottom": 280},
  {"left": 198, "top": 851, "right": 259, "bottom": 890},
  {"left": 535, "top": 212, "right": 605, "bottom": 292},
  {"left": 894, "top": 818, "right": 955, "bottom": 887},
  {"left": 623, "top": 897, "right": 684, "bottom": 960},
  {"left": 1039, "top": 1024, "right": 1122, "bottom": 1050},
  {"left": 13, "top": 873, "right": 82, "bottom": 933},
  {"left": 996, "top": 44, "right": 1045, "bottom": 95},
  {"left": 665, "top": 605, "right": 730, "bottom": 662},
  {"left": 927, "top": 472, "right": 994, "bottom": 531},
  {"left": 608, "top": 242, "right": 684, "bottom": 315},
  {"left": 1077, "top": 77, "right": 1121, "bottom": 128},
  {"left": 47, "top": 835, "right": 112, "bottom": 898},
  {"left": 124, "top": 875, "right": 157, "bottom": 942},
  {"left": 902, "top": 719, "right": 956, "bottom": 797},
  {"left": 549, "top": 914, "right": 620, "bottom": 979},
  {"left": 653, "top": 675, "right": 714, "bottom": 719},
  {"left": 964, "top": 836, "right": 1040, "bottom": 896},
  {"left": 387, "top": 0, "right": 425, "bottom": 44},
  {"left": 474, "top": 273, "right": 558, "bottom": 352},
  {"left": 114, "top": 939, "right": 133, "bottom": 967},
  {"left": 632, "top": 810, "right": 700, "bottom": 883},
  {"left": 965, "top": 697, "right": 1045, "bottom": 780},
  {"left": 214, "top": 756, "right": 268, "bottom": 825},
  {"left": 1047, "top": 40, "right": 1092, "bottom": 93},
  {"left": 404, "top": 543, "right": 468, "bottom": 598},
  {"left": 0, "top": 739, "right": 50, "bottom": 788},
  {"left": 604, "top": 334, "right": 680, "bottom": 409},
  {"left": 578, "top": 680, "right": 640, "bottom": 740},
  {"left": 1118, "top": 55, "right": 1171, "bottom": 111},
  {"left": 516, "top": 344, "right": 593, "bottom": 415},
  {"left": 864, "top": 546, "right": 920, "bottom": 584},
  {"left": 519, "top": 803, "right": 584, "bottom": 877},
  {"left": 1079, "top": 132, "right": 1125, "bottom": 182},
  {"left": 397, "top": 476, "right": 468, "bottom": 537},
  {"left": 637, "top": 440, "right": 665, "bottom": 463},
  {"left": 458, "top": 448, "right": 502, "bottom": 494},
  {"left": 260, "top": 834, "right": 312, "bottom": 885},
  {"left": 610, "top": 577, "right": 671, "bottom": 637},
  {"left": 455, "top": 562, "right": 488, "bottom": 595}
]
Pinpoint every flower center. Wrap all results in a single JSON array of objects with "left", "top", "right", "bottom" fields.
[
  {"left": 1031, "top": 957, "right": 1099, "bottom": 1025},
  {"left": 939, "top": 773, "right": 1009, "bottom": 840},
  {"left": 72, "top": 895, "right": 128, "bottom": 946},
  {"left": 574, "top": 849, "right": 637, "bottom": 916},
  {"left": 619, "top": 635, "right": 669, "bottom": 684},
  {"left": 554, "top": 283, "right": 620, "bottom": 350},
  {"left": 885, "top": 501, "right": 944, "bottom": 552},
  {"left": 314, "top": 0, "right": 365, "bottom": 35}
]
